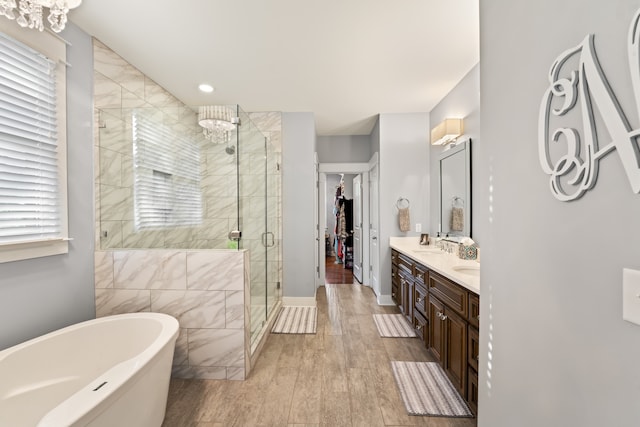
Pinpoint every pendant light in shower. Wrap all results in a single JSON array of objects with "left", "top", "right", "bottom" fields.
[{"left": 197, "top": 105, "right": 237, "bottom": 144}]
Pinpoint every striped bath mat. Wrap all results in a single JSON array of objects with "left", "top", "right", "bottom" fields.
[
  {"left": 391, "top": 361, "right": 472, "bottom": 417},
  {"left": 373, "top": 314, "right": 417, "bottom": 338},
  {"left": 271, "top": 306, "right": 317, "bottom": 334}
]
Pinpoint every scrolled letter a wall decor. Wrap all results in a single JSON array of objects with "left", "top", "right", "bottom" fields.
[{"left": 538, "top": 8, "right": 640, "bottom": 201}]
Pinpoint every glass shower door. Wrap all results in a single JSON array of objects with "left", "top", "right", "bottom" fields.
[{"left": 237, "top": 108, "right": 277, "bottom": 345}]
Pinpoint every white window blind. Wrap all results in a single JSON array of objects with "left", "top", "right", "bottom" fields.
[
  {"left": 0, "top": 31, "right": 63, "bottom": 246},
  {"left": 133, "top": 111, "right": 202, "bottom": 230}
]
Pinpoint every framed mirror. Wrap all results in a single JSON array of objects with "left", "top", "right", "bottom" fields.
[{"left": 438, "top": 138, "right": 471, "bottom": 239}]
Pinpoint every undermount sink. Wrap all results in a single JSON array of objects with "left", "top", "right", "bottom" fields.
[{"left": 451, "top": 264, "right": 480, "bottom": 276}]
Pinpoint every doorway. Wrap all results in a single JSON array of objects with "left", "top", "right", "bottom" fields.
[
  {"left": 325, "top": 173, "right": 355, "bottom": 285},
  {"left": 317, "top": 163, "right": 371, "bottom": 287}
]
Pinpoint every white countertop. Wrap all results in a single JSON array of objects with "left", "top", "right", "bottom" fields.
[{"left": 389, "top": 236, "right": 480, "bottom": 295}]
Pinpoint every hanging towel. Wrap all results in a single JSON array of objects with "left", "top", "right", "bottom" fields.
[
  {"left": 450, "top": 207, "right": 464, "bottom": 232},
  {"left": 398, "top": 207, "right": 410, "bottom": 232}
]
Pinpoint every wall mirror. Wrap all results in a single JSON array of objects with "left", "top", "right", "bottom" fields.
[{"left": 438, "top": 138, "right": 471, "bottom": 240}]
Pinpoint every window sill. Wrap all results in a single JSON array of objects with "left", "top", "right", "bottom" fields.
[{"left": 0, "top": 238, "right": 70, "bottom": 263}]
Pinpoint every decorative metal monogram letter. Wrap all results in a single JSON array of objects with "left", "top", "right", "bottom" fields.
[{"left": 538, "top": 9, "right": 640, "bottom": 201}]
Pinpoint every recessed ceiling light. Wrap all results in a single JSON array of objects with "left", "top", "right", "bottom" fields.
[{"left": 198, "top": 84, "right": 214, "bottom": 93}]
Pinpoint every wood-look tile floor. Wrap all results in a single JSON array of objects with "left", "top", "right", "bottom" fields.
[{"left": 162, "top": 283, "right": 478, "bottom": 427}]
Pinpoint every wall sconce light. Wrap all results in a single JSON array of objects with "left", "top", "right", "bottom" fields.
[{"left": 430, "top": 118, "right": 464, "bottom": 146}]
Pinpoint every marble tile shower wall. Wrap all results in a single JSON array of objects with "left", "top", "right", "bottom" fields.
[
  {"left": 94, "top": 249, "right": 251, "bottom": 380},
  {"left": 94, "top": 38, "right": 240, "bottom": 250},
  {"left": 91, "top": 39, "right": 282, "bottom": 380}
]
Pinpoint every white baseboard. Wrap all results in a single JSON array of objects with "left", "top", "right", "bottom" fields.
[
  {"left": 282, "top": 296, "right": 317, "bottom": 307},
  {"left": 377, "top": 294, "right": 396, "bottom": 306}
]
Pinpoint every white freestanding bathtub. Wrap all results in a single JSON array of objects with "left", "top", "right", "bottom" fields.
[{"left": 0, "top": 312, "right": 179, "bottom": 427}]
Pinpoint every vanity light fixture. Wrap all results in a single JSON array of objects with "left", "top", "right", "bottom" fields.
[
  {"left": 0, "top": 0, "right": 82, "bottom": 33},
  {"left": 431, "top": 118, "right": 464, "bottom": 146}
]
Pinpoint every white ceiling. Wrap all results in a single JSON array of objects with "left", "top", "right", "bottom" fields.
[{"left": 69, "top": 0, "right": 479, "bottom": 136}]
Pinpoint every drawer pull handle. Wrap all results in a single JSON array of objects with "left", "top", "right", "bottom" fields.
[
  {"left": 476, "top": 315, "right": 480, "bottom": 320},
  {"left": 476, "top": 355, "right": 480, "bottom": 361},
  {"left": 415, "top": 324, "right": 424, "bottom": 331},
  {"left": 437, "top": 311, "right": 447, "bottom": 321},
  {"left": 416, "top": 297, "right": 423, "bottom": 303}
]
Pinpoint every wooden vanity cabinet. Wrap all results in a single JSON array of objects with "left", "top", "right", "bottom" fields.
[{"left": 391, "top": 248, "right": 480, "bottom": 414}]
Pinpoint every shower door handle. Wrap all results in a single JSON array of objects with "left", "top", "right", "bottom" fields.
[{"left": 262, "top": 232, "right": 275, "bottom": 247}]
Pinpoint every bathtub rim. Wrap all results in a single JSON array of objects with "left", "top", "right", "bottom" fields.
[{"left": 0, "top": 312, "right": 179, "bottom": 361}]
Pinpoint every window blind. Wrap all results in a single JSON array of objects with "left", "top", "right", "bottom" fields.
[
  {"left": 0, "top": 32, "right": 61, "bottom": 245},
  {"left": 133, "top": 110, "right": 202, "bottom": 230}
]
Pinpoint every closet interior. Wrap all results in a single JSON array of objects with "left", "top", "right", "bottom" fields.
[{"left": 331, "top": 175, "right": 353, "bottom": 269}]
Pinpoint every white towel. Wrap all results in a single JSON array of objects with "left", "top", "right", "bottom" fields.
[{"left": 398, "top": 207, "right": 410, "bottom": 232}]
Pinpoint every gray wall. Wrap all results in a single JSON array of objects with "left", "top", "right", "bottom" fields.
[
  {"left": 378, "top": 113, "right": 429, "bottom": 299},
  {"left": 429, "top": 64, "right": 481, "bottom": 243},
  {"left": 479, "top": 2, "right": 640, "bottom": 426},
  {"left": 281, "top": 112, "right": 317, "bottom": 299},
  {"left": 0, "top": 23, "right": 95, "bottom": 350},
  {"left": 316, "top": 135, "right": 372, "bottom": 163}
]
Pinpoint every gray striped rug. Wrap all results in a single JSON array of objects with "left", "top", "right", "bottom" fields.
[
  {"left": 391, "top": 361, "right": 473, "bottom": 417},
  {"left": 271, "top": 306, "right": 317, "bottom": 334},
  {"left": 373, "top": 314, "right": 417, "bottom": 337}
]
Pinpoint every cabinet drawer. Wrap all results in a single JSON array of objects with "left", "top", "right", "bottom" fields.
[
  {"left": 414, "top": 263, "right": 428, "bottom": 287},
  {"left": 413, "top": 309, "right": 428, "bottom": 348},
  {"left": 413, "top": 282, "right": 428, "bottom": 319},
  {"left": 469, "top": 293, "right": 480, "bottom": 328},
  {"left": 391, "top": 249, "right": 399, "bottom": 266},
  {"left": 468, "top": 326, "right": 479, "bottom": 372},
  {"left": 397, "top": 252, "right": 414, "bottom": 275},
  {"left": 428, "top": 271, "right": 468, "bottom": 318}
]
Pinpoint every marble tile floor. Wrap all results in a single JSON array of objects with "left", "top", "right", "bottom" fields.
[{"left": 162, "top": 283, "right": 477, "bottom": 427}]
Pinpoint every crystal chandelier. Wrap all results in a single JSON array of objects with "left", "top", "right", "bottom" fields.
[
  {"left": 0, "top": 0, "right": 82, "bottom": 33},
  {"left": 198, "top": 106, "right": 236, "bottom": 144}
]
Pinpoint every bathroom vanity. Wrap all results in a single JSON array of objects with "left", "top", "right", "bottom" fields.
[{"left": 390, "top": 236, "right": 480, "bottom": 414}]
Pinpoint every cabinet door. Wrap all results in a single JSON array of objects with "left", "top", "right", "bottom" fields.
[
  {"left": 467, "top": 366, "right": 478, "bottom": 415},
  {"left": 444, "top": 308, "right": 467, "bottom": 397},
  {"left": 468, "top": 326, "right": 479, "bottom": 372},
  {"left": 428, "top": 295, "right": 445, "bottom": 364},
  {"left": 391, "top": 264, "right": 399, "bottom": 304},
  {"left": 399, "top": 273, "right": 413, "bottom": 321},
  {"left": 413, "top": 282, "right": 428, "bottom": 319}
]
